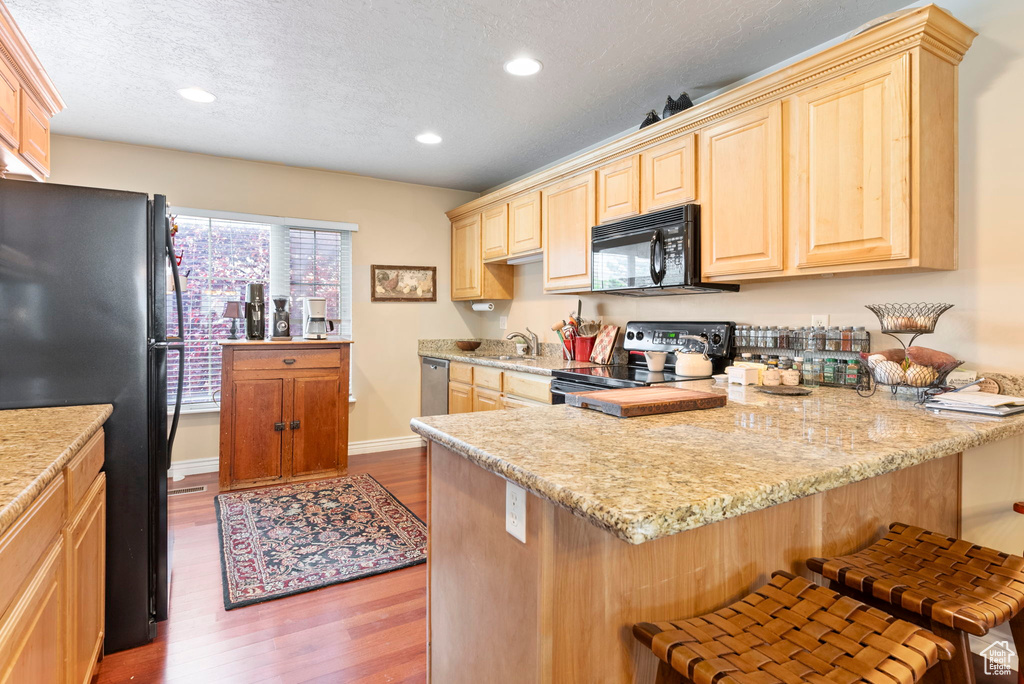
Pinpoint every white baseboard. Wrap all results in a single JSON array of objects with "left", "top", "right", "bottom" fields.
[
  {"left": 347, "top": 435, "right": 426, "bottom": 455},
  {"left": 167, "top": 436, "right": 426, "bottom": 479}
]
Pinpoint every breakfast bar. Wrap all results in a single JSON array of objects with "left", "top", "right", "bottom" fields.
[{"left": 410, "top": 383, "right": 1024, "bottom": 683}]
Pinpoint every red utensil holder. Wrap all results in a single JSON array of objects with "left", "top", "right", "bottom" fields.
[{"left": 573, "top": 335, "right": 596, "bottom": 362}]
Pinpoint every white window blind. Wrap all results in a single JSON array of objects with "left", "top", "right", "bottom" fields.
[{"left": 168, "top": 210, "right": 354, "bottom": 409}]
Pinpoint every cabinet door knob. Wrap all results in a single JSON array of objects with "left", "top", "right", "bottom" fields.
[
  {"left": 290, "top": 420, "right": 301, "bottom": 430},
  {"left": 283, "top": 358, "right": 296, "bottom": 365},
  {"left": 273, "top": 422, "right": 286, "bottom": 431}
]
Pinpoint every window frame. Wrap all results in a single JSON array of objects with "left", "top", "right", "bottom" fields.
[{"left": 168, "top": 206, "right": 357, "bottom": 412}]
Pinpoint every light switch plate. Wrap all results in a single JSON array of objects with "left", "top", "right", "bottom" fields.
[
  {"left": 506, "top": 481, "right": 526, "bottom": 543},
  {"left": 811, "top": 314, "right": 830, "bottom": 327},
  {"left": 499, "top": 315, "right": 508, "bottom": 330}
]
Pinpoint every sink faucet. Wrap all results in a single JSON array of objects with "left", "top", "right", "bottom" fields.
[{"left": 506, "top": 328, "right": 540, "bottom": 356}]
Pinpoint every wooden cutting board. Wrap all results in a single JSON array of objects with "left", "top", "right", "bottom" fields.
[{"left": 565, "top": 386, "right": 727, "bottom": 418}]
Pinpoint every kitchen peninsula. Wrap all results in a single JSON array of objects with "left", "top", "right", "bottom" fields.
[{"left": 410, "top": 382, "right": 1024, "bottom": 683}]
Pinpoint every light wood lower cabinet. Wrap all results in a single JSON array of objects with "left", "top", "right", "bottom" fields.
[
  {"left": 219, "top": 341, "right": 350, "bottom": 491},
  {"left": 700, "top": 101, "right": 785, "bottom": 278},
  {"left": 65, "top": 474, "right": 105, "bottom": 684},
  {"left": 0, "top": 428, "right": 107, "bottom": 684},
  {"left": 448, "top": 382, "right": 473, "bottom": 414},
  {"left": 447, "top": 365, "right": 551, "bottom": 414},
  {"left": 543, "top": 172, "right": 595, "bottom": 292},
  {"left": 471, "top": 387, "right": 503, "bottom": 412}
]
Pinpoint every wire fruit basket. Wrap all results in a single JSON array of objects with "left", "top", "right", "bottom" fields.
[{"left": 857, "top": 302, "right": 959, "bottom": 399}]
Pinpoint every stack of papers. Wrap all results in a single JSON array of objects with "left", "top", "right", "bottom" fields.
[{"left": 925, "top": 391, "right": 1024, "bottom": 416}]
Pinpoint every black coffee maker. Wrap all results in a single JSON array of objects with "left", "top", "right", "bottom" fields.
[{"left": 245, "top": 283, "right": 266, "bottom": 340}]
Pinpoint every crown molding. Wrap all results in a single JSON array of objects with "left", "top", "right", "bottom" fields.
[{"left": 445, "top": 4, "right": 976, "bottom": 222}]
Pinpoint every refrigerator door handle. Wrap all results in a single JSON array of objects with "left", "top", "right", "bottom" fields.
[{"left": 166, "top": 214, "right": 185, "bottom": 469}]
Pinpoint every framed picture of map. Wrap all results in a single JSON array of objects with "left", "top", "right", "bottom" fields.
[{"left": 370, "top": 264, "right": 437, "bottom": 302}]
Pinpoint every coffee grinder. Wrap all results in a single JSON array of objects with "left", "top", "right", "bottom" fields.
[{"left": 271, "top": 296, "right": 291, "bottom": 340}]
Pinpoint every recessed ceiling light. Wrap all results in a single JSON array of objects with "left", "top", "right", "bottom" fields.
[
  {"left": 178, "top": 87, "right": 216, "bottom": 103},
  {"left": 415, "top": 132, "right": 442, "bottom": 145},
  {"left": 504, "top": 57, "right": 542, "bottom": 76}
]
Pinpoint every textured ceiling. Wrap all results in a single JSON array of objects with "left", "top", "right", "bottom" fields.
[{"left": 9, "top": 0, "right": 907, "bottom": 192}]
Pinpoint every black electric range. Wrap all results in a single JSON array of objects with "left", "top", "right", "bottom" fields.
[{"left": 550, "top": 321, "right": 734, "bottom": 403}]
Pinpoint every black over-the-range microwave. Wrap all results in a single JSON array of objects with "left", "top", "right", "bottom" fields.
[{"left": 590, "top": 205, "right": 739, "bottom": 296}]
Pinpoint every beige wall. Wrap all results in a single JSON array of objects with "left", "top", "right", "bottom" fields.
[
  {"left": 469, "top": 0, "right": 1024, "bottom": 552},
  {"left": 47, "top": 135, "right": 480, "bottom": 463}
]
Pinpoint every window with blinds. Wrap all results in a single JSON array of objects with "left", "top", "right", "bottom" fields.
[{"left": 168, "top": 215, "right": 353, "bottom": 409}]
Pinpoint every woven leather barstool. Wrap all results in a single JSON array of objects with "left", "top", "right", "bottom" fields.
[
  {"left": 807, "top": 522, "right": 1024, "bottom": 684},
  {"left": 633, "top": 571, "right": 952, "bottom": 684}
]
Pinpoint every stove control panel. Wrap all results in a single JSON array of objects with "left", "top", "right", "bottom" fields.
[{"left": 623, "top": 321, "right": 734, "bottom": 358}]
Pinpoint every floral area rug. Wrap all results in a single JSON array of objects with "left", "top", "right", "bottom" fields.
[{"left": 214, "top": 474, "right": 427, "bottom": 610}]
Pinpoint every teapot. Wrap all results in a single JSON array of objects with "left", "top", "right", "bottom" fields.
[{"left": 673, "top": 334, "right": 713, "bottom": 377}]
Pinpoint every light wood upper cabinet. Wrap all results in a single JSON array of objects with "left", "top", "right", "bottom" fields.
[
  {"left": 700, "top": 102, "right": 784, "bottom": 278},
  {"left": 791, "top": 54, "right": 911, "bottom": 269},
  {"left": 18, "top": 91, "right": 49, "bottom": 176},
  {"left": 596, "top": 155, "right": 640, "bottom": 223},
  {"left": 543, "top": 172, "right": 596, "bottom": 292},
  {"left": 0, "top": 4, "right": 63, "bottom": 180},
  {"left": 0, "top": 58, "right": 18, "bottom": 149},
  {"left": 641, "top": 133, "right": 696, "bottom": 213},
  {"left": 509, "top": 191, "right": 542, "bottom": 256},
  {"left": 451, "top": 212, "right": 514, "bottom": 301},
  {"left": 451, "top": 213, "right": 483, "bottom": 299},
  {"left": 482, "top": 203, "right": 509, "bottom": 261}
]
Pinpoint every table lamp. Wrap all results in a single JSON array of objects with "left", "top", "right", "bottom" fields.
[{"left": 222, "top": 301, "right": 244, "bottom": 340}]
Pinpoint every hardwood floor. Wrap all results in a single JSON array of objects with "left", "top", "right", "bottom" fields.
[{"left": 96, "top": 448, "right": 427, "bottom": 684}]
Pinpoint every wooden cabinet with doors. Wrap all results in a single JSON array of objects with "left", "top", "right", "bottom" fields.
[
  {"left": 218, "top": 340, "right": 351, "bottom": 491},
  {"left": 640, "top": 133, "right": 697, "bottom": 213},
  {"left": 451, "top": 212, "right": 514, "bottom": 301},
  {"left": 0, "top": 2, "right": 64, "bottom": 179},
  {"left": 596, "top": 155, "right": 640, "bottom": 224},
  {"left": 509, "top": 190, "right": 542, "bottom": 257},
  {"left": 789, "top": 53, "right": 915, "bottom": 272},
  {"left": 444, "top": 362, "right": 551, "bottom": 415},
  {"left": 700, "top": 101, "right": 784, "bottom": 278},
  {"left": 543, "top": 172, "right": 596, "bottom": 292},
  {"left": 0, "top": 419, "right": 108, "bottom": 684},
  {"left": 481, "top": 203, "right": 509, "bottom": 261}
]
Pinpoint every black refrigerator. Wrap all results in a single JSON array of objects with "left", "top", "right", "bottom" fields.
[{"left": 0, "top": 179, "right": 182, "bottom": 652}]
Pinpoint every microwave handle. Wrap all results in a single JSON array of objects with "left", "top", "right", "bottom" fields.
[{"left": 649, "top": 229, "right": 666, "bottom": 285}]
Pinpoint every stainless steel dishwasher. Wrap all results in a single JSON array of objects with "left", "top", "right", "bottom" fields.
[{"left": 420, "top": 357, "right": 450, "bottom": 416}]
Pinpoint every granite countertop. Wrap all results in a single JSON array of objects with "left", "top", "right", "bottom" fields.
[
  {"left": 411, "top": 382, "right": 1024, "bottom": 545},
  {"left": 0, "top": 405, "right": 112, "bottom": 537},
  {"left": 418, "top": 338, "right": 611, "bottom": 376}
]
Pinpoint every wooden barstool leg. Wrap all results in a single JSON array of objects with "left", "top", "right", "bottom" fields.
[
  {"left": 930, "top": 621, "right": 975, "bottom": 684},
  {"left": 1007, "top": 610, "right": 1024, "bottom": 684},
  {"left": 655, "top": 660, "right": 686, "bottom": 684}
]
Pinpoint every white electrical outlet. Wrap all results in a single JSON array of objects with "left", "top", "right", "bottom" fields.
[
  {"left": 811, "top": 314, "right": 830, "bottom": 327},
  {"left": 499, "top": 315, "right": 508, "bottom": 330},
  {"left": 506, "top": 481, "right": 526, "bottom": 543}
]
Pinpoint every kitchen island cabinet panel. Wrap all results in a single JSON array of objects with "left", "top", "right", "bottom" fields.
[
  {"left": 427, "top": 443, "right": 960, "bottom": 684},
  {"left": 66, "top": 474, "right": 105, "bottom": 684},
  {"left": 0, "top": 538, "right": 64, "bottom": 684}
]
